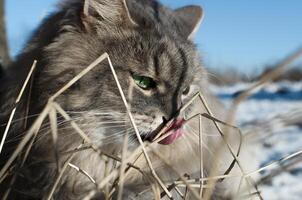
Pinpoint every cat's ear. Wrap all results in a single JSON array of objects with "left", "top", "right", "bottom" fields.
[
  {"left": 81, "top": 0, "right": 137, "bottom": 30},
  {"left": 174, "top": 6, "right": 204, "bottom": 40}
]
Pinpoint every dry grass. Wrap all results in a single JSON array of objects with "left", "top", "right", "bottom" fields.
[{"left": 0, "top": 47, "right": 302, "bottom": 199}]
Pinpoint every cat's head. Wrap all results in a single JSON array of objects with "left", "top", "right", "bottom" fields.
[{"left": 36, "top": 0, "right": 206, "bottom": 146}]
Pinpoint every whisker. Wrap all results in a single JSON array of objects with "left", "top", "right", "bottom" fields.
[
  {"left": 0, "top": 114, "right": 39, "bottom": 127},
  {"left": 4, "top": 118, "right": 72, "bottom": 144}
]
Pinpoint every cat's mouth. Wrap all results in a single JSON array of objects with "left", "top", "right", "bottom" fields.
[{"left": 143, "top": 118, "right": 185, "bottom": 145}]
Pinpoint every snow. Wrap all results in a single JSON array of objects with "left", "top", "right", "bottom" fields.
[
  {"left": 261, "top": 173, "right": 302, "bottom": 200},
  {"left": 211, "top": 81, "right": 302, "bottom": 200}
]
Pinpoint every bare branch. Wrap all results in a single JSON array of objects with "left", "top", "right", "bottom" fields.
[{"left": 0, "top": 0, "right": 10, "bottom": 68}]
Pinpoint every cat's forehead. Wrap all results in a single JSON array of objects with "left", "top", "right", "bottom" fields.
[
  {"left": 131, "top": 31, "right": 199, "bottom": 82},
  {"left": 96, "top": 27, "right": 202, "bottom": 86}
]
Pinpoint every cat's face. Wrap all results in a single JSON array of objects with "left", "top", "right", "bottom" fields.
[
  {"left": 100, "top": 30, "right": 203, "bottom": 144},
  {"left": 39, "top": 0, "right": 205, "bottom": 146}
]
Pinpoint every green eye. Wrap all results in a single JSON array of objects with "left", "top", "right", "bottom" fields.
[{"left": 132, "top": 74, "right": 156, "bottom": 90}]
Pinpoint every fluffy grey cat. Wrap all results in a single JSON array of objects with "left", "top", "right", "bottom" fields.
[{"left": 0, "top": 0, "right": 257, "bottom": 199}]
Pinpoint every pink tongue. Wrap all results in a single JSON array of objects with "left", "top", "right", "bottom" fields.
[{"left": 159, "top": 128, "right": 184, "bottom": 145}]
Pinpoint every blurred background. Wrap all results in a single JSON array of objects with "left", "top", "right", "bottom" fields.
[
  {"left": 1, "top": 0, "right": 302, "bottom": 199},
  {"left": 4, "top": 0, "right": 302, "bottom": 79}
]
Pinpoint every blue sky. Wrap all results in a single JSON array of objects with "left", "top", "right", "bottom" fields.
[{"left": 5, "top": 0, "right": 302, "bottom": 74}]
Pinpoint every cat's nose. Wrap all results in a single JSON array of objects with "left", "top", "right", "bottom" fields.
[
  {"left": 162, "top": 109, "right": 180, "bottom": 122},
  {"left": 167, "top": 95, "right": 182, "bottom": 118},
  {"left": 162, "top": 116, "right": 168, "bottom": 124},
  {"left": 158, "top": 95, "right": 182, "bottom": 121}
]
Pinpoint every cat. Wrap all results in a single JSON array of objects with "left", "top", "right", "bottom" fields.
[{"left": 0, "top": 0, "right": 257, "bottom": 199}]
